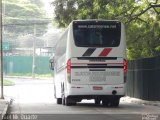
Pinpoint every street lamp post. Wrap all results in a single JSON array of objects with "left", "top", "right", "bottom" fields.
[
  {"left": 0, "top": 0, "right": 4, "bottom": 99},
  {"left": 32, "top": 24, "right": 36, "bottom": 79}
]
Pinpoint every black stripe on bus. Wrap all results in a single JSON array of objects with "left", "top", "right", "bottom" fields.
[
  {"left": 77, "top": 57, "right": 117, "bottom": 60},
  {"left": 71, "top": 66, "right": 123, "bottom": 69},
  {"left": 87, "top": 64, "right": 108, "bottom": 66},
  {"left": 82, "top": 48, "right": 96, "bottom": 56}
]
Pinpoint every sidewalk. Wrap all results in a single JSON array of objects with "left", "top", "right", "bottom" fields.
[
  {"left": 121, "top": 96, "right": 160, "bottom": 107},
  {"left": 0, "top": 98, "right": 11, "bottom": 120}
]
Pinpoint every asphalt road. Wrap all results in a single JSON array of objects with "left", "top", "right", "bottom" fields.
[{"left": 3, "top": 78, "right": 160, "bottom": 120}]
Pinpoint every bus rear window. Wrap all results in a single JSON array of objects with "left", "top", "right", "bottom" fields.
[{"left": 73, "top": 21, "right": 121, "bottom": 47}]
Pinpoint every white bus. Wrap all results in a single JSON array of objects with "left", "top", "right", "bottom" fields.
[{"left": 50, "top": 20, "right": 127, "bottom": 107}]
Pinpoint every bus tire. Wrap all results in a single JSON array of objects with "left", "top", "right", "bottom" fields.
[
  {"left": 62, "top": 91, "right": 66, "bottom": 105},
  {"left": 95, "top": 99, "right": 101, "bottom": 105},
  {"left": 65, "top": 98, "right": 76, "bottom": 106},
  {"left": 61, "top": 84, "right": 65, "bottom": 105},
  {"left": 113, "top": 98, "right": 120, "bottom": 107},
  {"left": 112, "top": 98, "right": 120, "bottom": 107},
  {"left": 62, "top": 96, "right": 65, "bottom": 105},
  {"left": 57, "top": 98, "right": 62, "bottom": 104},
  {"left": 65, "top": 98, "right": 71, "bottom": 106},
  {"left": 102, "top": 99, "right": 109, "bottom": 107}
]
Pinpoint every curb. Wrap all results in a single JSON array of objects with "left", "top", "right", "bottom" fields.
[
  {"left": 1, "top": 98, "right": 11, "bottom": 120},
  {"left": 122, "top": 96, "right": 160, "bottom": 107}
]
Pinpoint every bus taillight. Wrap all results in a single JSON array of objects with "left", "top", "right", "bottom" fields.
[
  {"left": 67, "top": 59, "right": 71, "bottom": 74},
  {"left": 124, "top": 59, "right": 127, "bottom": 83},
  {"left": 124, "top": 59, "right": 127, "bottom": 74},
  {"left": 67, "top": 59, "right": 71, "bottom": 83}
]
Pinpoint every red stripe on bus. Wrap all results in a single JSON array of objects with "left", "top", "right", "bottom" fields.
[
  {"left": 99, "top": 48, "right": 112, "bottom": 56},
  {"left": 71, "top": 63, "right": 123, "bottom": 64}
]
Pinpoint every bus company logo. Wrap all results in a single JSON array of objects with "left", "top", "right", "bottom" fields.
[{"left": 142, "top": 114, "right": 159, "bottom": 120}]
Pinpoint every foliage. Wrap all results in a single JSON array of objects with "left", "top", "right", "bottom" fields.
[
  {"left": 7, "top": 73, "right": 53, "bottom": 78},
  {"left": 0, "top": 80, "right": 15, "bottom": 86},
  {"left": 155, "top": 45, "right": 160, "bottom": 52},
  {"left": 4, "top": 0, "right": 44, "bottom": 19},
  {"left": 2, "top": 0, "right": 48, "bottom": 51},
  {"left": 52, "top": 0, "right": 160, "bottom": 59},
  {"left": 16, "top": 34, "right": 44, "bottom": 48}
]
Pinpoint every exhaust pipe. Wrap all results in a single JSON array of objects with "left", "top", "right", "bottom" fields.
[{"left": 112, "top": 90, "right": 117, "bottom": 95}]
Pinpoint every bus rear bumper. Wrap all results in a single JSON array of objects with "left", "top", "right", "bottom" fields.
[{"left": 66, "top": 83, "right": 126, "bottom": 97}]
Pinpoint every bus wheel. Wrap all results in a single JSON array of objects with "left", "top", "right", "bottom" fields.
[
  {"left": 65, "top": 98, "right": 71, "bottom": 106},
  {"left": 61, "top": 84, "right": 65, "bottom": 105},
  {"left": 111, "top": 98, "right": 120, "bottom": 107},
  {"left": 65, "top": 98, "right": 76, "bottom": 106},
  {"left": 102, "top": 99, "right": 109, "bottom": 107},
  {"left": 62, "top": 92, "right": 72, "bottom": 106},
  {"left": 95, "top": 99, "right": 101, "bottom": 105},
  {"left": 57, "top": 98, "right": 62, "bottom": 104},
  {"left": 62, "top": 93, "right": 65, "bottom": 105}
]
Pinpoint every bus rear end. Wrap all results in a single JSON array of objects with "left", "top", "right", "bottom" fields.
[{"left": 66, "top": 20, "right": 126, "bottom": 106}]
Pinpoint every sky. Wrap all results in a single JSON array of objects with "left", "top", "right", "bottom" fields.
[
  {"left": 40, "top": 0, "right": 62, "bottom": 41},
  {"left": 41, "top": 0, "right": 54, "bottom": 18}
]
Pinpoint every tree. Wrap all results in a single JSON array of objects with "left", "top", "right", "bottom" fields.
[
  {"left": 42, "top": 28, "right": 63, "bottom": 48},
  {"left": 52, "top": 0, "right": 160, "bottom": 59},
  {"left": 2, "top": 0, "right": 48, "bottom": 53},
  {"left": 3, "top": 0, "right": 47, "bottom": 34},
  {"left": 17, "top": 34, "right": 44, "bottom": 48},
  {"left": 29, "top": 0, "right": 44, "bottom": 7}
]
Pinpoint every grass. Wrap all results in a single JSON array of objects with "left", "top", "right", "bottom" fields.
[
  {"left": 7, "top": 73, "right": 53, "bottom": 78},
  {"left": 35, "top": 74, "right": 53, "bottom": 78},
  {"left": 0, "top": 80, "right": 15, "bottom": 86}
]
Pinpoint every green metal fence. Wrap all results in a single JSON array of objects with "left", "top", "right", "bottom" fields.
[
  {"left": 4, "top": 55, "right": 160, "bottom": 101},
  {"left": 3, "top": 56, "right": 51, "bottom": 75},
  {"left": 126, "top": 56, "right": 160, "bottom": 101}
]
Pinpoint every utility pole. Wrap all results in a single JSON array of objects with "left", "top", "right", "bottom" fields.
[
  {"left": 32, "top": 24, "right": 36, "bottom": 79},
  {"left": 0, "top": 0, "right": 4, "bottom": 99}
]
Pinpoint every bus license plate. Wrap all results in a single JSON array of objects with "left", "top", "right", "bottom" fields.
[{"left": 93, "top": 86, "right": 103, "bottom": 90}]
